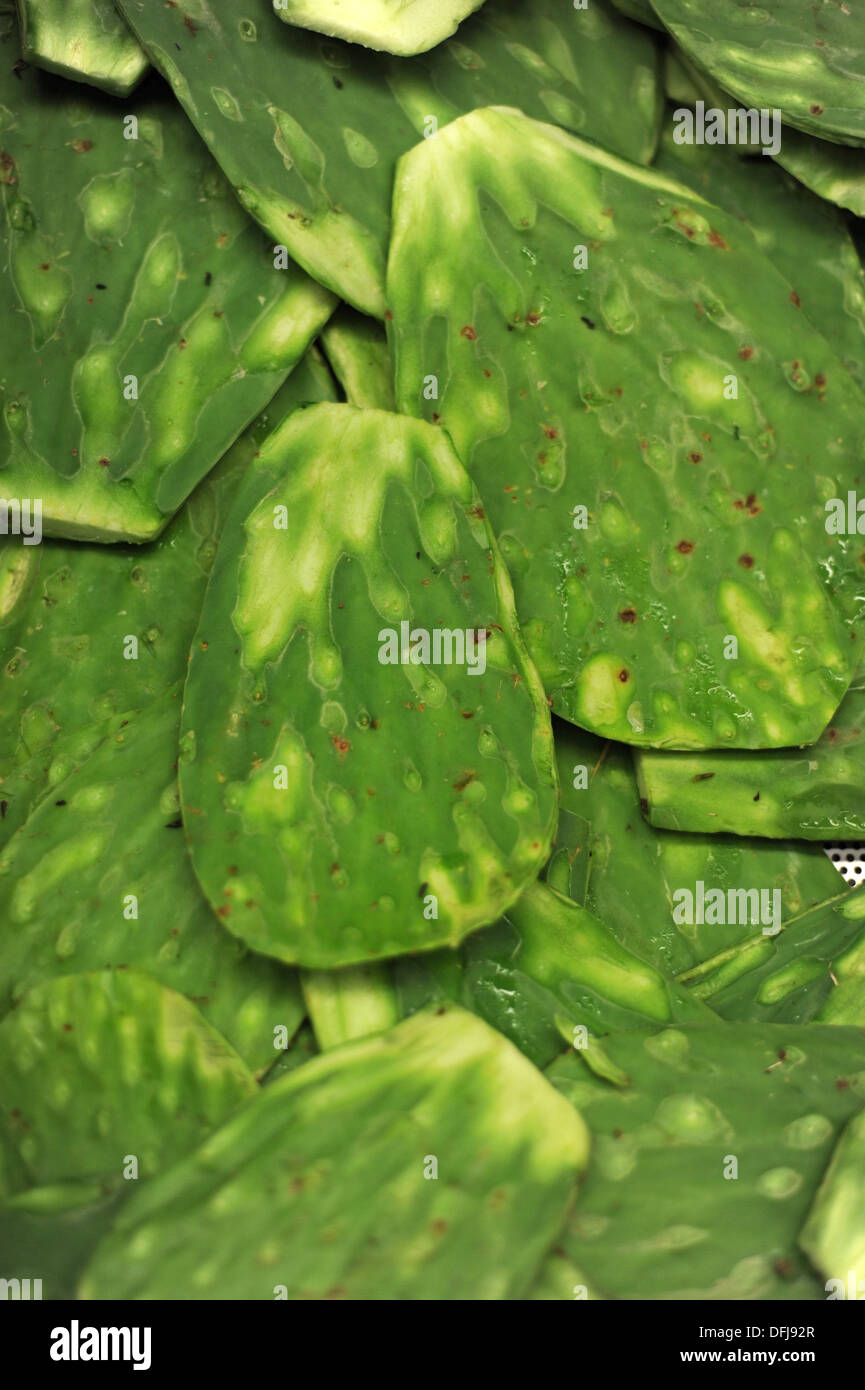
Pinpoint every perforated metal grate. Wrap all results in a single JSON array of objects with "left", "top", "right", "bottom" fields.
[{"left": 824, "top": 844, "right": 865, "bottom": 885}]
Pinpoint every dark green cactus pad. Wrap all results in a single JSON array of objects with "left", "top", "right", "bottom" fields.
[
  {"left": 274, "top": 0, "right": 487, "bottom": 57},
  {"left": 536, "top": 1021, "right": 865, "bottom": 1299},
  {"left": 0, "top": 38, "right": 334, "bottom": 541},
  {"left": 653, "top": 124, "right": 865, "bottom": 392},
  {"left": 0, "top": 348, "right": 338, "bottom": 777},
  {"left": 17, "top": 0, "right": 148, "bottom": 96},
  {"left": 0, "top": 691, "right": 305, "bottom": 1072},
  {"left": 799, "top": 1105, "right": 865, "bottom": 1296},
  {"left": 79, "top": 1003, "right": 589, "bottom": 1299},
  {"left": 637, "top": 668, "right": 865, "bottom": 840},
  {"left": 387, "top": 105, "right": 865, "bottom": 749},
  {"left": 180, "top": 403, "right": 558, "bottom": 967},
  {"left": 555, "top": 721, "right": 865, "bottom": 1024},
  {"left": 116, "top": 0, "right": 661, "bottom": 317},
  {"left": 0, "top": 969, "right": 256, "bottom": 1197},
  {"left": 321, "top": 305, "right": 395, "bottom": 409},
  {"left": 649, "top": 0, "right": 865, "bottom": 146}
]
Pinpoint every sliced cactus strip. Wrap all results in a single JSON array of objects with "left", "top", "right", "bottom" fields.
[
  {"left": 0, "top": 347, "right": 338, "bottom": 778},
  {"left": 0, "top": 36, "right": 334, "bottom": 542},
  {"left": 321, "top": 306, "right": 395, "bottom": 410},
  {"left": 0, "top": 969, "right": 256, "bottom": 1198},
  {"left": 653, "top": 124, "right": 865, "bottom": 393},
  {"left": 649, "top": 0, "right": 865, "bottom": 147},
  {"left": 116, "top": 0, "right": 661, "bottom": 318},
  {"left": 637, "top": 670, "right": 865, "bottom": 840},
  {"left": 17, "top": 0, "right": 148, "bottom": 96},
  {"left": 0, "top": 691, "right": 305, "bottom": 1072},
  {"left": 79, "top": 1003, "right": 588, "bottom": 1300},
  {"left": 799, "top": 1105, "right": 865, "bottom": 1298},
  {"left": 273, "top": 0, "right": 488, "bottom": 58},
  {"left": 535, "top": 1020, "right": 865, "bottom": 1300},
  {"left": 387, "top": 105, "right": 865, "bottom": 749},
  {"left": 555, "top": 721, "right": 865, "bottom": 1024},
  {"left": 180, "top": 403, "right": 558, "bottom": 968}
]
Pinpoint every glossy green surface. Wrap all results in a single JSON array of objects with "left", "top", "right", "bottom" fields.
[
  {"left": 388, "top": 106, "right": 865, "bottom": 748},
  {"left": 181, "top": 403, "right": 558, "bottom": 966}
]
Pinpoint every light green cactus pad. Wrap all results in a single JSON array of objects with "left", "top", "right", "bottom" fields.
[
  {"left": 554, "top": 722, "right": 865, "bottom": 1025},
  {"left": 17, "top": 0, "right": 148, "bottom": 96},
  {"left": 0, "top": 691, "right": 305, "bottom": 1072},
  {"left": 637, "top": 667, "right": 865, "bottom": 840},
  {"left": 80, "top": 1003, "right": 588, "bottom": 1299},
  {"left": 274, "top": 0, "right": 488, "bottom": 57},
  {"left": 116, "top": 0, "right": 662, "bottom": 317},
  {"left": 180, "top": 403, "right": 558, "bottom": 967},
  {"left": 0, "top": 347, "right": 338, "bottom": 778},
  {"left": 799, "top": 1105, "right": 865, "bottom": 1298},
  {"left": 649, "top": 0, "right": 865, "bottom": 147},
  {"left": 536, "top": 1021, "right": 865, "bottom": 1299},
  {"left": 321, "top": 305, "right": 395, "bottom": 409},
  {"left": 653, "top": 123, "right": 865, "bottom": 392},
  {"left": 0, "top": 35, "right": 334, "bottom": 542},
  {"left": 387, "top": 105, "right": 865, "bottom": 749},
  {"left": 0, "top": 970, "right": 256, "bottom": 1197}
]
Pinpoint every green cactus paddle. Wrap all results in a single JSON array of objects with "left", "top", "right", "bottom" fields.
[
  {"left": 180, "top": 402, "right": 558, "bottom": 967},
  {"left": 387, "top": 105, "right": 865, "bottom": 749},
  {"left": 79, "top": 1003, "right": 589, "bottom": 1300}
]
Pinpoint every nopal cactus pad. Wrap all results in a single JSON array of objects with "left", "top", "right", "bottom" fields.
[
  {"left": 273, "top": 0, "right": 488, "bottom": 57},
  {"left": 180, "top": 403, "right": 558, "bottom": 967},
  {"left": 387, "top": 105, "right": 865, "bottom": 749},
  {"left": 80, "top": 1004, "right": 588, "bottom": 1299},
  {"left": 0, "top": 969, "right": 255, "bottom": 1197},
  {"left": 0, "top": 38, "right": 334, "bottom": 541},
  {"left": 117, "top": 0, "right": 661, "bottom": 317},
  {"left": 0, "top": 691, "right": 306, "bottom": 1073},
  {"left": 17, "top": 0, "right": 148, "bottom": 97},
  {"left": 537, "top": 1021, "right": 865, "bottom": 1299},
  {"left": 649, "top": 0, "right": 865, "bottom": 147}
]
